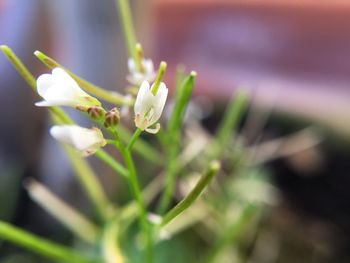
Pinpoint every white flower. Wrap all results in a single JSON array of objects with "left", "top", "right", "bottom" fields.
[
  {"left": 50, "top": 125, "right": 106, "bottom": 156},
  {"left": 35, "top": 68, "right": 100, "bottom": 110},
  {"left": 127, "top": 58, "right": 156, "bottom": 86},
  {"left": 134, "top": 81, "right": 168, "bottom": 134}
]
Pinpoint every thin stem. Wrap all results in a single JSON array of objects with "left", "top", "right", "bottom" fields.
[
  {"left": 95, "top": 149, "right": 129, "bottom": 178},
  {"left": 34, "top": 50, "right": 132, "bottom": 106},
  {"left": 102, "top": 221, "right": 125, "bottom": 263},
  {"left": 0, "top": 45, "right": 36, "bottom": 91},
  {"left": 151, "top": 61, "right": 167, "bottom": 95},
  {"left": 157, "top": 72, "right": 196, "bottom": 213},
  {"left": 157, "top": 145, "right": 178, "bottom": 214},
  {"left": 115, "top": 0, "right": 138, "bottom": 62},
  {"left": 0, "top": 46, "right": 76, "bottom": 126},
  {"left": 25, "top": 179, "right": 99, "bottom": 244},
  {"left": 160, "top": 161, "right": 220, "bottom": 227},
  {"left": 113, "top": 141, "right": 153, "bottom": 262},
  {"left": 0, "top": 221, "right": 100, "bottom": 263},
  {"left": 127, "top": 128, "right": 142, "bottom": 151},
  {"left": 50, "top": 114, "right": 111, "bottom": 221},
  {"left": 118, "top": 126, "right": 163, "bottom": 165},
  {"left": 210, "top": 90, "right": 248, "bottom": 158},
  {"left": 64, "top": 145, "right": 110, "bottom": 220}
]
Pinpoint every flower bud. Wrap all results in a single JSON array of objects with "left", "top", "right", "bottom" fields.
[
  {"left": 35, "top": 68, "right": 101, "bottom": 110},
  {"left": 50, "top": 125, "right": 106, "bottom": 156},
  {"left": 87, "top": 106, "right": 105, "bottom": 120},
  {"left": 127, "top": 58, "right": 156, "bottom": 86},
  {"left": 104, "top": 108, "right": 120, "bottom": 128}
]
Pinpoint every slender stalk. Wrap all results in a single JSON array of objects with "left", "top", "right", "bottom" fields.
[
  {"left": 127, "top": 128, "right": 142, "bottom": 151},
  {"left": 50, "top": 107, "right": 75, "bottom": 124},
  {"left": 0, "top": 221, "right": 100, "bottom": 263},
  {"left": 0, "top": 45, "right": 36, "bottom": 90},
  {"left": 210, "top": 90, "right": 248, "bottom": 158},
  {"left": 25, "top": 179, "right": 99, "bottom": 244},
  {"left": 175, "top": 64, "right": 186, "bottom": 93},
  {"left": 0, "top": 46, "right": 75, "bottom": 126},
  {"left": 158, "top": 72, "right": 196, "bottom": 213},
  {"left": 160, "top": 161, "right": 220, "bottom": 227},
  {"left": 113, "top": 141, "right": 153, "bottom": 262},
  {"left": 50, "top": 114, "right": 111, "bottom": 221},
  {"left": 167, "top": 71, "right": 196, "bottom": 133},
  {"left": 151, "top": 61, "right": 167, "bottom": 95},
  {"left": 115, "top": 0, "right": 138, "bottom": 62},
  {"left": 157, "top": 144, "right": 178, "bottom": 214},
  {"left": 95, "top": 149, "right": 128, "bottom": 178},
  {"left": 64, "top": 145, "right": 110, "bottom": 220},
  {"left": 102, "top": 221, "right": 125, "bottom": 263},
  {"left": 118, "top": 126, "right": 163, "bottom": 165},
  {"left": 34, "top": 50, "right": 132, "bottom": 106}
]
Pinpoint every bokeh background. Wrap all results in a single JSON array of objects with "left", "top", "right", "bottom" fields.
[{"left": 1, "top": 0, "right": 350, "bottom": 262}]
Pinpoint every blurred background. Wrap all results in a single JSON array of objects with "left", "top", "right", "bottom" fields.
[{"left": 1, "top": 0, "right": 350, "bottom": 262}]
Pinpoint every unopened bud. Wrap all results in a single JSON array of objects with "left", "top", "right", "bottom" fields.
[
  {"left": 104, "top": 108, "right": 120, "bottom": 127},
  {"left": 87, "top": 106, "right": 105, "bottom": 120}
]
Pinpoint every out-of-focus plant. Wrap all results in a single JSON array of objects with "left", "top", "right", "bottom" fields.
[{"left": 0, "top": 0, "right": 289, "bottom": 262}]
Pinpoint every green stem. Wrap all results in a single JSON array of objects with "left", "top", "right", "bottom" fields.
[
  {"left": 210, "top": 90, "right": 248, "bottom": 158},
  {"left": 95, "top": 149, "right": 128, "bottom": 178},
  {"left": 118, "top": 126, "right": 163, "bottom": 165},
  {"left": 157, "top": 72, "right": 196, "bottom": 213},
  {"left": 64, "top": 145, "right": 110, "bottom": 220},
  {"left": 115, "top": 0, "right": 138, "bottom": 62},
  {"left": 26, "top": 179, "right": 99, "bottom": 244},
  {"left": 50, "top": 107, "right": 75, "bottom": 124},
  {"left": 34, "top": 50, "right": 132, "bottom": 106},
  {"left": 151, "top": 61, "right": 167, "bottom": 95},
  {"left": 160, "top": 161, "right": 220, "bottom": 227},
  {"left": 0, "top": 45, "right": 36, "bottom": 91},
  {"left": 0, "top": 221, "right": 101, "bottom": 263},
  {"left": 102, "top": 221, "right": 125, "bottom": 263},
  {"left": 50, "top": 113, "right": 111, "bottom": 221},
  {"left": 157, "top": 145, "right": 178, "bottom": 214},
  {"left": 127, "top": 128, "right": 142, "bottom": 151},
  {"left": 0, "top": 46, "right": 76, "bottom": 126},
  {"left": 114, "top": 141, "right": 153, "bottom": 262}
]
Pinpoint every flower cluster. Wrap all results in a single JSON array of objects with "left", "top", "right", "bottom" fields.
[
  {"left": 127, "top": 58, "right": 156, "bottom": 86},
  {"left": 36, "top": 65, "right": 167, "bottom": 156}
]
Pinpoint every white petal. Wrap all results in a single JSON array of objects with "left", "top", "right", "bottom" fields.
[
  {"left": 51, "top": 68, "right": 84, "bottom": 94},
  {"left": 35, "top": 101, "right": 55, "bottom": 107},
  {"left": 148, "top": 82, "right": 168, "bottom": 126},
  {"left": 143, "top": 59, "right": 154, "bottom": 73},
  {"left": 134, "top": 81, "right": 152, "bottom": 114},
  {"left": 35, "top": 99, "right": 75, "bottom": 107},
  {"left": 127, "top": 58, "right": 156, "bottom": 85},
  {"left": 50, "top": 125, "right": 105, "bottom": 155},
  {"left": 145, "top": 123, "right": 161, "bottom": 134},
  {"left": 35, "top": 67, "right": 98, "bottom": 108},
  {"left": 50, "top": 125, "right": 75, "bottom": 146},
  {"left": 36, "top": 73, "right": 55, "bottom": 97},
  {"left": 128, "top": 58, "right": 137, "bottom": 74}
]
